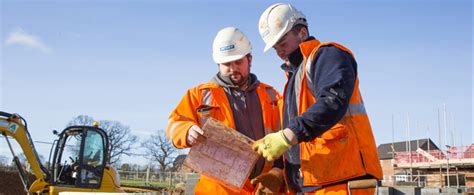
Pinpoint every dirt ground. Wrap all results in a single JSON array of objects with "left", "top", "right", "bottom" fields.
[{"left": 0, "top": 169, "right": 36, "bottom": 195}]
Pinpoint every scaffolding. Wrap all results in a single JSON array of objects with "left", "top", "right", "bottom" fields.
[
  {"left": 394, "top": 145, "right": 474, "bottom": 168},
  {"left": 390, "top": 145, "right": 474, "bottom": 188}
]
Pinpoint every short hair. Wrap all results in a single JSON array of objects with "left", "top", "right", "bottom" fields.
[{"left": 291, "top": 24, "right": 309, "bottom": 35}]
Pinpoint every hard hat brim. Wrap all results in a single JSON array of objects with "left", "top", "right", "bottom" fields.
[
  {"left": 263, "top": 42, "right": 274, "bottom": 53},
  {"left": 213, "top": 54, "right": 247, "bottom": 64},
  {"left": 262, "top": 21, "right": 290, "bottom": 53}
]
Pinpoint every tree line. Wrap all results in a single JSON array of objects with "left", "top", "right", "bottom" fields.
[
  {"left": 67, "top": 115, "right": 181, "bottom": 172},
  {"left": 0, "top": 115, "right": 182, "bottom": 173}
]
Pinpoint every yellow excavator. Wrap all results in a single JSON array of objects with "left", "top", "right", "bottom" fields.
[{"left": 0, "top": 111, "right": 156, "bottom": 194}]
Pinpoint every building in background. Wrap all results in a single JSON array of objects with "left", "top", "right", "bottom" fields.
[{"left": 377, "top": 140, "right": 474, "bottom": 188}]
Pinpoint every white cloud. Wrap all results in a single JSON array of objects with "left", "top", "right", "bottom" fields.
[{"left": 5, "top": 28, "right": 53, "bottom": 54}]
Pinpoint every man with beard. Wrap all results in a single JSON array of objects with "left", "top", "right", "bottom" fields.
[{"left": 166, "top": 27, "right": 284, "bottom": 194}]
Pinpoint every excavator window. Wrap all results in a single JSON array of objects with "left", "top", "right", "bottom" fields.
[
  {"left": 78, "top": 130, "right": 105, "bottom": 187},
  {"left": 53, "top": 132, "right": 81, "bottom": 186}
]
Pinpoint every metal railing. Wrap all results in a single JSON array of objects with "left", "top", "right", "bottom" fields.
[
  {"left": 381, "top": 173, "right": 467, "bottom": 188},
  {"left": 117, "top": 170, "right": 199, "bottom": 189}
]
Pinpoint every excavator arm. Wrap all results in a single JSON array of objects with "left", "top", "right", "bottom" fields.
[{"left": 0, "top": 111, "right": 49, "bottom": 191}]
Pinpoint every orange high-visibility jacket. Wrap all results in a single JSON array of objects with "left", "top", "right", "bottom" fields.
[
  {"left": 286, "top": 39, "right": 383, "bottom": 186},
  {"left": 167, "top": 81, "right": 281, "bottom": 195}
]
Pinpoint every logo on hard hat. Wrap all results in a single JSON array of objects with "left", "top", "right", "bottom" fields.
[
  {"left": 261, "top": 29, "right": 270, "bottom": 39},
  {"left": 220, "top": 44, "right": 235, "bottom": 52}
]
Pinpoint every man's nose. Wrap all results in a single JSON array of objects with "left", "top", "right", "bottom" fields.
[
  {"left": 277, "top": 49, "right": 286, "bottom": 58},
  {"left": 229, "top": 64, "right": 237, "bottom": 71}
]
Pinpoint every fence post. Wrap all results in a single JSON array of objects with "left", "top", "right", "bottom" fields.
[
  {"left": 169, "top": 172, "right": 173, "bottom": 188},
  {"left": 417, "top": 170, "right": 420, "bottom": 187},
  {"left": 146, "top": 165, "right": 150, "bottom": 184},
  {"left": 456, "top": 167, "right": 459, "bottom": 188}
]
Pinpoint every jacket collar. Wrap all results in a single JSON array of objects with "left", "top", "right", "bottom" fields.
[
  {"left": 281, "top": 36, "right": 320, "bottom": 73},
  {"left": 299, "top": 36, "right": 320, "bottom": 58}
]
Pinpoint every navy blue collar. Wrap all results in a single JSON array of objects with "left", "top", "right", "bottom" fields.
[{"left": 280, "top": 36, "right": 316, "bottom": 73}]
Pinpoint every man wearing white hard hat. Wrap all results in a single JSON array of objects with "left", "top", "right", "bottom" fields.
[
  {"left": 252, "top": 3, "right": 383, "bottom": 194},
  {"left": 166, "top": 27, "right": 284, "bottom": 194}
]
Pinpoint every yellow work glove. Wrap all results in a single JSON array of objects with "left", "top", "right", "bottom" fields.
[
  {"left": 252, "top": 130, "right": 291, "bottom": 161},
  {"left": 251, "top": 168, "right": 283, "bottom": 195}
]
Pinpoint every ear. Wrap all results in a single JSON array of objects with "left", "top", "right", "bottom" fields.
[
  {"left": 247, "top": 54, "right": 253, "bottom": 66},
  {"left": 298, "top": 28, "right": 309, "bottom": 40}
]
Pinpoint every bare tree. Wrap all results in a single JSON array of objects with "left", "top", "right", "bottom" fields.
[
  {"left": 142, "top": 130, "right": 177, "bottom": 173},
  {"left": 67, "top": 115, "right": 94, "bottom": 127},
  {"left": 0, "top": 155, "right": 9, "bottom": 167},
  {"left": 120, "top": 163, "right": 131, "bottom": 171},
  {"left": 170, "top": 154, "right": 186, "bottom": 172},
  {"left": 100, "top": 120, "right": 138, "bottom": 165},
  {"left": 67, "top": 115, "right": 138, "bottom": 165}
]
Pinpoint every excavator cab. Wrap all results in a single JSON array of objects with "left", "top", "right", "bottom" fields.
[{"left": 51, "top": 125, "right": 108, "bottom": 189}]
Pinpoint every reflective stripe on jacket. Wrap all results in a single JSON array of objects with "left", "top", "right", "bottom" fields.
[
  {"left": 166, "top": 81, "right": 281, "bottom": 194},
  {"left": 288, "top": 39, "right": 382, "bottom": 186}
]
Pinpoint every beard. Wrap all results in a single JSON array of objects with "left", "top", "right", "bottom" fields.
[
  {"left": 220, "top": 71, "right": 248, "bottom": 87},
  {"left": 230, "top": 72, "right": 244, "bottom": 85}
]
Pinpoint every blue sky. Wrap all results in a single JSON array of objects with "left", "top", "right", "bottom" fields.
[{"left": 1, "top": 0, "right": 472, "bottom": 165}]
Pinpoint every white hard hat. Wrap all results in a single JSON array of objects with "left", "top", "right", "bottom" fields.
[
  {"left": 258, "top": 3, "right": 307, "bottom": 52},
  {"left": 212, "top": 27, "right": 252, "bottom": 64}
]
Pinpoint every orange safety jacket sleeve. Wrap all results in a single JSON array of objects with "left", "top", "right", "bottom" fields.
[
  {"left": 287, "top": 45, "right": 357, "bottom": 142},
  {"left": 166, "top": 88, "right": 201, "bottom": 149}
]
